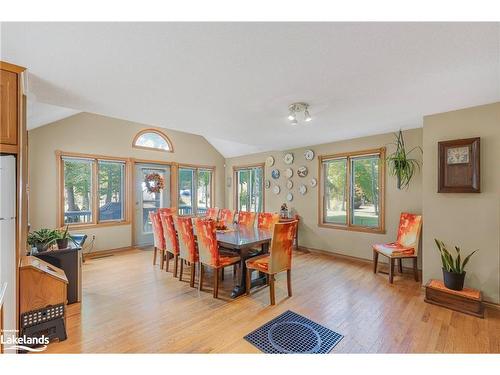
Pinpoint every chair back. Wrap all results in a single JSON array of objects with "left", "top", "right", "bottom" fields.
[
  {"left": 238, "top": 211, "right": 256, "bottom": 228},
  {"left": 149, "top": 211, "right": 165, "bottom": 250},
  {"left": 219, "top": 209, "right": 235, "bottom": 226},
  {"left": 194, "top": 218, "right": 221, "bottom": 267},
  {"left": 396, "top": 213, "right": 423, "bottom": 254},
  {"left": 257, "top": 212, "right": 280, "bottom": 230},
  {"left": 206, "top": 207, "right": 220, "bottom": 220},
  {"left": 268, "top": 221, "right": 297, "bottom": 274},
  {"left": 159, "top": 212, "right": 179, "bottom": 255},
  {"left": 158, "top": 207, "right": 177, "bottom": 216},
  {"left": 176, "top": 216, "right": 198, "bottom": 262}
]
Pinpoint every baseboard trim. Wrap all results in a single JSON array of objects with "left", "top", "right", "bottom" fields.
[
  {"left": 83, "top": 246, "right": 144, "bottom": 260},
  {"left": 484, "top": 301, "right": 500, "bottom": 311}
]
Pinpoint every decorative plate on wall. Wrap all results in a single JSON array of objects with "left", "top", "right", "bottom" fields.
[
  {"left": 266, "top": 156, "right": 275, "bottom": 167},
  {"left": 273, "top": 185, "right": 281, "bottom": 195},
  {"left": 286, "top": 192, "right": 293, "bottom": 202},
  {"left": 304, "top": 149, "right": 315, "bottom": 161},
  {"left": 271, "top": 169, "right": 280, "bottom": 179},
  {"left": 299, "top": 184, "right": 307, "bottom": 195},
  {"left": 285, "top": 168, "right": 293, "bottom": 178},
  {"left": 297, "top": 166, "right": 308, "bottom": 177},
  {"left": 310, "top": 178, "right": 317, "bottom": 187},
  {"left": 284, "top": 153, "right": 294, "bottom": 165},
  {"left": 265, "top": 179, "right": 271, "bottom": 189},
  {"left": 286, "top": 180, "right": 293, "bottom": 189}
]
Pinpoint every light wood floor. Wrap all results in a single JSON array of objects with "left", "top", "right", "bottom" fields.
[{"left": 43, "top": 248, "right": 500, "bottom": 353}]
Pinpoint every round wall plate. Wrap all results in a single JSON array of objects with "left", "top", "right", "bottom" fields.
[
  {"left": 283, "top": 153, "right": 294, "bottom": 165},
  {"left": 299, "top": 184, "right": 307, "bottom": 195},
  {"left": 297, "top": 166, "right": 308, "bottom": 177},
  {"left": 286, "top": 192, "right": 293, "bottom": 202},
  {"left": 285, "top": 168, "right": 293, "bottom": 178},
  {"left": 266, "top": 156, "right": 275, "bottom": 167},
  {"left": 286, "top": 179, "right": 293, "bottom": 189},
  {"left": 304, "top": 149, "right": 315, "bottom": 161},
  {"left": 310, "top": 178, "right": 317, "bottom": 187},
  {"left": 265, "top": 179, "right": 271, "bottom": 189},
  {"left": 271, "top": 169, "right": 280, "bottom": 179},
  {"left": 273, "top": 185, "right": 281, "bottom": 195}
]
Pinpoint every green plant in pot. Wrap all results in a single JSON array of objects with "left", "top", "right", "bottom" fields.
[
  {"left": 435, "top": 239, "right": 478, "bottom": 291},
  {"left": 55, "top": 225, "right": 77, "bottom": 249},
  {"left": 27, "top": 228, "right": 59, "bottom": 252},
  {"left": 387, "top": 130, "right": 422, "bottom": 189}
]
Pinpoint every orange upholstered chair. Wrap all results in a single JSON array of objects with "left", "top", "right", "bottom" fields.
[
  {"left": 176, "top": 216, "right": 199, "bottom": 288},
  {"left": 150, "top": 211, "right": 166, "bottom": 269},
  {"left": 246, "top": 221, "right": 298, "bottom": 305},
  {"left": 373, "top": 212, "right": 423, "bottom": 283},
  {"left": 206, "top": 207, "right": 220, "bottom": 220},
  {"left": 195, "top": 218, "right": 241, "bottom": 298},
  {"left": 160, "top": 212, "right": 180, "bottom": 277},
  {"left": 257, "top": 212, "right": 280, "bottom": 230},
  {"left": 219, "top": 208, "right": 235, "bottom": 226},
  {"left": 238, "top": 211, "right": 256, "bottom": 228},
  {"left": 158, "top": 207, "right": 177, "bottom": 216}
]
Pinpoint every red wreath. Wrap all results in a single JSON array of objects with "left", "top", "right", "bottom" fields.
[{"left": 144, "top": 172, "right": 165, "bottom": 193}]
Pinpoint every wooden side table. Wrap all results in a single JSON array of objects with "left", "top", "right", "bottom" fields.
[{"left": 424, "top": 279, "right": 484, "bottom": 318}]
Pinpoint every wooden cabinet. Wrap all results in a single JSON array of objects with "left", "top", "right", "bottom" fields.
[{"left": 0, "top": 69, "right": 18, "bottom": 146}]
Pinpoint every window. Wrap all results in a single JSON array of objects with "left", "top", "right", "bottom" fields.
[
  {"left": 178, "top": 166, "right": 213, "bottom": 216},
  {"left": 60, "top": 153, "right": 128, "bottom": 226},
  {"left": 234, "top": 165, "right": 264, "bottom": 212},
  {"left": 320, "top": 148, "right": 385, "bottom": 233},
  {"left": 132, "top": 129, "right": 173, "bottom": 152}
]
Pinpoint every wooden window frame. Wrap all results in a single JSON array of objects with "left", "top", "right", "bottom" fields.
[
  {"left": 56, "top": 151, "right": 132, "bottom": 229},
  {"left": 177, "top": 164, "right": 216, "bottom": 216},
  {"left": 132, "top": 128, "right": 174, "bottom": 153},
  {"left": 318, "top": 147, "right": 385, "bottom": 234},
  {"left": 233, "top": 163, "right": 265, "bottom": 213}
]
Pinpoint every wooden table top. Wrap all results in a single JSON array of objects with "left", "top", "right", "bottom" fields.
[{"left": 216, "top": 226, "right": 272, "bottom": 249}]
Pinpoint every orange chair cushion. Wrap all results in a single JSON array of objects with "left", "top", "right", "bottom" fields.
[
  {"left": 373, "top": 242, "right": 415, "bottom": 257},
  {"left": 218, "top": 255, "right": 241, "bottom": 268},
  {"left": 246, "top": 255, "right": 270, "bottom": 273}
]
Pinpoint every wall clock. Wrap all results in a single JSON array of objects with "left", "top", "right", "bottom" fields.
[
  {"left": 286, "top": 180, "right": 293, "bottom": 189},
  {"left": 265, "top": 179, "right": 271, "bottom": 189},
  {"left": 299, "top": 184, "right": 307, "bottom": 195},
  {"left": 310, "top": 178, "right": 317, "bottom": 187},
  {"left": 286, "top": 192, "right": 293, "bottom": 202},
  {"left": 273, "top": 185, "right": 281, "bottom": 195},
  {"left": 266, "top": 156, "right": 275, "bottom": 167},
  {"left": 297, "top": 166, "right": 308, "bottom": 177},
  {"left": 285, "top": 168, "right": 293, "bottom": 178},
  {"left": 438, "top": 137, "right": 480, "bottom": 193},
  {"left": 271, "top": 169, "right": 280, "bottom": 179},
  {"left": 304, "top": 149, "right": 315, "bottom": 161},
  {"left": 284, "top": 153, "right": 294, "bottom": 165}
]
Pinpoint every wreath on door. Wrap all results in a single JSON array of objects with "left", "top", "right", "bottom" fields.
[{"left": 144, "top": 172, "right": 165, "bottom": 193}]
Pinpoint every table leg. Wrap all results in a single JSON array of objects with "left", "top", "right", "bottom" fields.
[{"left": 230, "top": 242, "right": 269, "bottom": 299}]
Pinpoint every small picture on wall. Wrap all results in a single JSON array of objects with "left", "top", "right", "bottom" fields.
[{"left": 447, "top": 146, "right": 469, "bottom": 165}]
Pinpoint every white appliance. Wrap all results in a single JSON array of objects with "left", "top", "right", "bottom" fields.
[{"left": 0, "top": 155, "right": 17, "bottom": 348}]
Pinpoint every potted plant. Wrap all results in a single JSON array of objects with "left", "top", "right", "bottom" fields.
[
  {"left": 387, "top": 130, "right": 422, "bottom": 189},
  {"left": 55, "top": 225, "right": 76, "bottom": 249},
  {"left": 27, "top": 228, "right": 59, "bottom": 252},
  {"left": 435, "top": 239, "right": 478, "bottom": 291}
]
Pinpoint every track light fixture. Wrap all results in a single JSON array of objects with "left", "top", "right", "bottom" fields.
[{"left": 287, "top": 102, "right": 312, "bottom": 125}]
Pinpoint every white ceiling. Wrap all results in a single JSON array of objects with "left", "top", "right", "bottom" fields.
[{"left": 1, "top": 22, "right": 499, "bottom": 157}]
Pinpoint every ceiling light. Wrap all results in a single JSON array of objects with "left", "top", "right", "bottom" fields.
[
  {"left": 291, "top": 118, "right": 298, "bottom": 126},
  {"left": 304, "top": 109, "right": 312, "bottom": 122},
  {"left": 287, "top": 102, "right": 312, "bottom": 125},
  {"left": 287, "top": 111, "right": 296, "bottom": 121}
]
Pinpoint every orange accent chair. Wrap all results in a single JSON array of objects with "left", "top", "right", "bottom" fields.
[
  {"left": 158, "top": 207, "right": 177, "bottom": 216},
  {"left": 246, "top": 221, "right": 298, "bottom": 305},
  {"left": 176, "top": 216, "right": 199, "bottom": 288},
  {"left": 206, "top": 207, "right": 220, "bottom": 220},
  {"left": 194, "top": 218, "right": 241, "bottom": 298},
  {"left": 219, "top": 208, "right": 235, "bottom": 226},
  {"left": 150, "top": 211, "right": 166, "bottom": 269},
  {"left": 257, "top": 212, "right": 280, "bottom": 230},
  {"left": 238, "top": 211, "right": 256, "bottom": 228},
  {"left": 373, "top": 212, "right": 422, "bottom": 283},
  {"left": 159, "top": 212, "right": 180, "bottom": 277}
]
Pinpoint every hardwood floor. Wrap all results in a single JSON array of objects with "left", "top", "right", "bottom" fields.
[{"left": 43, "top": 248, "right": 500, "bottom": 353}]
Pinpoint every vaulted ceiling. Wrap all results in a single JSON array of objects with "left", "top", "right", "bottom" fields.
[{"left": 1, "top": 22, "right": 499, "bottom": 157}]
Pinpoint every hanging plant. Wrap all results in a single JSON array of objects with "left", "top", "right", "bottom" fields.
[
  {"left": 386, "top": 130, "right": 422, "bottom": 189},
  {"left": 144, "top": 172, "right": 165, "bottom": 193}
]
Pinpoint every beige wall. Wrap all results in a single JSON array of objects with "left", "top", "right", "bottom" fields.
[
  {"left": 422, "top": 102, "right": 500, "bottom": 304},
  {"left": 28, "top": 112, "right": 225, "bottom": 252},
  {"left": 225, "top": 128, "right": 423, "bottom": 265}
]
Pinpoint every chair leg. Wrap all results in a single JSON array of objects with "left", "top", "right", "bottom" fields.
[
  {"left": 165, "top": 252, "right": 170, "bottom": 272},
  {"left": 153, "top": 247, "right": 157, "bottom": 265},
  {"left": 199, "top": 263, "right": 204, "bottom": 291},
  {"left": 269, "top": 274, "right": 276, "bottom": 305},
  {"left": 173, "top": 254, "right": 179, "bottom": 278},
  {"left": 233, "top": 265, "right": 237, "bottom": 277},
  {"left": 159, "top": 250, "right": 165, "bottom": 270},
  {"left": 190, "top": 262, "right": 196, "bottom": 288},
  {"left": 389, "top": 258, "right": 394, "bottom": 284},
  {"left": 398, "top": 258, "right": 403, "bottom": 273},
  {"left": 287, "top": 269, "right": 292, "bottom": 297},
  {"left": 179, "top": 259, "right": 184, "bottom": 282},
  {"left": 213, "top": 268, "right": 220, "bottom": 298},
  {"left": 413, "top": 257, "right": 419, "bottom": 282},
  {"left": 221, "top": 267, "right": 225, "bottom": 281},
  {"left": 373, "top": 250, "right": 379, "bottom": 274},
  {"left": 246, "top": 268, "right": 251, "bottom": 295}
]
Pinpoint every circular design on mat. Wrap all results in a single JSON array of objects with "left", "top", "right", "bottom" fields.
[
  {"left": 273, "top": 185, "right": 281, "bottom": 195},
  {"left": 304, "top": 149, "right": 315, "bottom": 161},
  {"left": 266, "top": 156, "right": 275, "bottom": 167},
  {"left": 286, "top": 179, "right": 293, "bottom": 190},
  {"left": 283, "top": 153, "right": 294, "bottom": 165},
  {"left": 265, "top": 179, "right": 271, "bottom": 189},
  {"left": 286, "top": 192, "right": 293, "bottom": 202},
  {"left": 299, "top": 184, "right": 307, "bottom": 195},
  {"left": 297, "top": 166, "right": 308, "bottom": 177},
  {"left": 268, "top": 321, "right": 322, "bottom": 354},
  {"left": 285, "top": 168, "right": 293, "bottom": 178},
  {"left": 310, "top": 178, "right": 317, "bottom": 187},
  {"left": 271, "top": 169, "right": 280, "bottom": 179}
]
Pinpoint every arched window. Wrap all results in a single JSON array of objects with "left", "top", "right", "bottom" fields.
[{"left": 132, "top": 129, "right": 174, "bottom": 152}]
